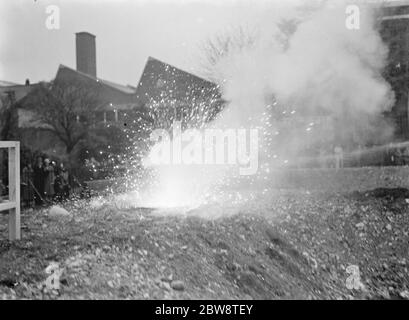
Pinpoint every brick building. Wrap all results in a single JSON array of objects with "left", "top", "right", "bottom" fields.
[{"left": 0, "top": 31, "right": 221, "bottom": 156}]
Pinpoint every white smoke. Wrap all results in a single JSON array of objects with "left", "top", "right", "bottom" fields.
[
  {"left": 137, "top": 0, "right": 396, "bottom": 212},
  {"left": 212, "top": 0, "right": 394, "bottom": 152}
]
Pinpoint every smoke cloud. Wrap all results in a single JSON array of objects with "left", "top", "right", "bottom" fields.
[
  {"left": 211, "top": 0, "right": 394, "bottom": 157},
  {"left": 138, "top": 0, "right": 396, "bottom": 211}
]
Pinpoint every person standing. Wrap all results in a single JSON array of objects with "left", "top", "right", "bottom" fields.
[
  {"left": 395, "top": 148, "right": 403, "bottom": 166},
  {"left": 33, "top": 156, "right": 45, "bottom": 205},
  {"left": 22, "top": 163, "right": 34, "bottom": 207},
  {"left": 319, "top": 148, "right": 327, "bottom": 169},
  {"left": 0, "top": 180, "right": 5, "bottom": 199},
  {"left": 60, "top": 162, "right": 70, "bottom": 199},
  {"left": 403, "top": 146, "right": 409, "bottom": 166},
  {"left": 44, "top": 158, "right": 55, "bottom": 201},
  {"left": 334, "top": 145, "right": 344, "bottom": 170},
  {"left": 54, "top": 162, "right": 70, "bottom": 201}
]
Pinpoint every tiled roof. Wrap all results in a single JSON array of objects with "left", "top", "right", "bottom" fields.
[
  {"left": 56, "top": 65, "right": 136, "bottom": 95},
  {"left": 99, "top": 78, "right": 136, "bottom": 95},
  {"left": 54, "top": 65, "right": 139, "bottom": 109},
  {"left": 0, "top": 83, "right": 39, "bottom": 102},
  {"left": 135, "top": 56, "right": 221, "bottom": 105}
]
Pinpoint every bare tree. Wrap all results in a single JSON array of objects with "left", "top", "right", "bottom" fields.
[
  {"left": 199, "top": 26, "right": 258, "bottom": 83},
  {"left": 199, "top": 20, "right": 300, "bottom": 83},
  {"left": 24, "top": 80, "right": 101, "bottom": 155}
]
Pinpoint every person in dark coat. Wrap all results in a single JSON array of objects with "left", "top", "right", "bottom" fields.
[
  {"left": 54, "top": 162, "right": 70, "bottom": 201},
  {"left": 32, "top": 156, "right": 45, "bottom": 205},
  {"left": 43, "top": 158, "right": 55, "bottom": 200},
  {"left": 22, "top": 163, "right": 34, "bottom": 207}
]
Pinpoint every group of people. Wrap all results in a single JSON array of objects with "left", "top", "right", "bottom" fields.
[
  {"left": 388, "top": 146, "right": 409, "bottom": 165},
  {"left": 22, "top": 156, "right": 70, "bottom": 206}
]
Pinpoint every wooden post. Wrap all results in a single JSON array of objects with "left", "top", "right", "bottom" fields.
[
  {"left": 8, "top": 142, "right": 20, "bottom": 240},
  {"left": 0, "top": 141, "right": 20, "bottom": 240}
]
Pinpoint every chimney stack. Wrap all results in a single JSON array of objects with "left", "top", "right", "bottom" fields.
[{"left": 75, "top": 32, "right": 96, "bottom": 77}]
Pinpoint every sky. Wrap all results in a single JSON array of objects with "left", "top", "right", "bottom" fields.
[
  {"left": 0, "top": 0, "right": 401, "bottom": 86},
  {"left": 0, "top": 0, "right": 301, "bottom": 86}
]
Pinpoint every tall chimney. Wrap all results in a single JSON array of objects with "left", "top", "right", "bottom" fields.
[{"left": 75, "top": 32, "right": 96, "bottom": 77}]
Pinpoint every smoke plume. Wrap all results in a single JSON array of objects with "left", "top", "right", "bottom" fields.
[
  {"left": 211, "top": 0, "right": 394, "bottom": 157},
  {"left": 137, "top": 0, "right": 395, "bottom": 211}
]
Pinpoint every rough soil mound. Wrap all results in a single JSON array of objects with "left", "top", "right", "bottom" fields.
[{"left": 1, "top": 186, "right": 408, "bottom": 299}]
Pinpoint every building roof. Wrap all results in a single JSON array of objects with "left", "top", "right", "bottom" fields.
[
  {"left": 54, "top": 65, "right": 139, "bottom": 109},
  {"left": 0, "top": 83, "right": 39, "bottom": 102},
  {"left": 56, "top": 64, "right": 136, "bottom": 94},
  {"left": 2, "top": 57, "right": 222, "bottom": 114},
  {"left": 100, "top": 78, "right": 136, "bottom": 95},
  {"left": 135, "top": 56, "right": 221, "bottom": 105}
]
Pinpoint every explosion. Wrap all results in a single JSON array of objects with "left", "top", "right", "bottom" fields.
[{"left": 125, "top": 0, "right": 394, "bottom": 213}]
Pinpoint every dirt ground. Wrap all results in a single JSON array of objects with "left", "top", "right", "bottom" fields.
[{"left": 1, "top": 168, "right": 409, "bottom": 300}]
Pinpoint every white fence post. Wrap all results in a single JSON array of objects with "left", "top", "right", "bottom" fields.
[{"left": 0, "top": 141, "right": 20, "bottom": 240}]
